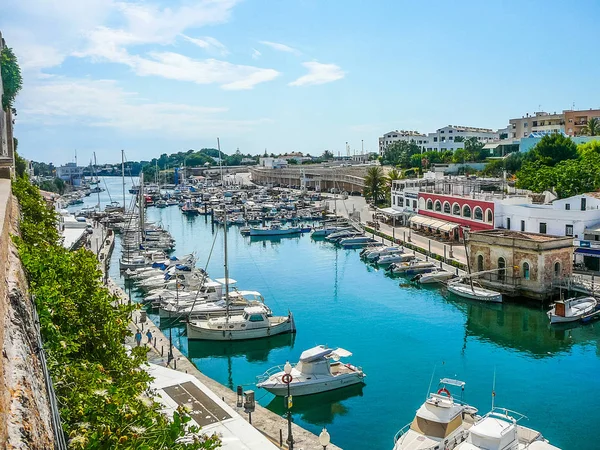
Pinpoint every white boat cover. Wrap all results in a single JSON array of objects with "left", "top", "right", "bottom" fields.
[
  {"left": 331, "top": 348, "right": 352, "bottom": 360},
  {"left": 215, "top": 278, "right": 237, "bottom": 285}
]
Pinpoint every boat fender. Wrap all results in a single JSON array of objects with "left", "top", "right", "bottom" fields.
[
  {"left": 267, "top": 328, "right": 271, "bottom": 336},
  {"left": 437, "top": 387, "right": 451, "bottom": 397}
]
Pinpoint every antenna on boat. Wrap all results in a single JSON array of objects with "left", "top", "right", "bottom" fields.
[
  {"left": 426, "top": 365, "right": 436, "bottom": 400},
  {"left": 217, "top": 137, "right": 230, "bottom": 322},
  {"left": 491, "top": 367, "right": 497, "bottom": 410}
]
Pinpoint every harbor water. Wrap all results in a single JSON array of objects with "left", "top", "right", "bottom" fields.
[{"left": 77, "top": 178, "right": 600, "bottom": 450}]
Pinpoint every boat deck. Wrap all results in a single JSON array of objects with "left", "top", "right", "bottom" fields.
[{"left": 330, "top": 361, "right": 361, "bottom": 375}]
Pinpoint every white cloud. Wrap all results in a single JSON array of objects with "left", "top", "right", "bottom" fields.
[
  {"left": 18, "top": 78, "right": 271, "bottom": 135},
  {"left": 289, "top": 62, "right": 345, "bottom": 86},
  {"left": 251, "top": 48, "right": 262, "bottom": 60},
  {"left": 181, "top": 35, "right": 229, "bottom": 56},
  {"left": 130, "top": 52, "right": 280, "bottom": 90},
  {"left": 259, "top": 40, "right": 300, "bottom": 55}
]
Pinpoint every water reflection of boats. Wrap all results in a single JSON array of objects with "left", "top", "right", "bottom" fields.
[
  {"left": 451, "top": 298, "right": 600, "bottom": 357},
  {"left": 265, "top": 383, "right": 364, "bottom": 426},
  {"left": 187, "top": 332, "right": 295, "bottom": 362}
]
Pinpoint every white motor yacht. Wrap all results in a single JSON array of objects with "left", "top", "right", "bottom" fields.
[
  {"left": 257, "top": 345, "right": 365, "bottom": 396},
  {"left": 455, "top": 408, "right": 560, "bottom": 450},
  {"left": 388, "top": 260, "right": 436, "bottom": 275},
  {"left": 377, "top": 252, "right": 413, "bottom": 266},
  {"left": 186, "top": 305, "right": 295, "bottom": 341},
  {"left": 547, "top": 296, "right": 597, "bottom": 324},
  {"left": 447, "top": 280, "right": 503, "bottom": 303},
  {"left": 415, "top": 269, "right": 455, "bottom": 284},
  {"left": 393, "top": 378, "right": 479, "bottom": 450},
  {"left": 363, "top": 247, "right": 400, "bottom": 262}
]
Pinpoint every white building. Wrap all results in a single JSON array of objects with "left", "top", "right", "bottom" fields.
[
  {"left": 56, "top": 162, "right": 85, "bottom": 185},
  {"left": 258, "top": 157, "right": 288, "bottom": 169},
  {"left": 495, "top": 193, "right": 600, "bottom": 239},
  {"left": 426, "top": 125, "right": 499, "bottom": 152},
  {"left": 378, "top": 130, "right": 429, "bottom": 155}
]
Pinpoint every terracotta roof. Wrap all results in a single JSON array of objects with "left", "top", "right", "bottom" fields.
[
  {"left": 583, "top": 192, "right": 600, "bottom": 199},
  {"left": 469, "top": 229, "right": 567, "bottom": 242}
]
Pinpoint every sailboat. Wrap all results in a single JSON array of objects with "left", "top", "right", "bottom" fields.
[{"left": 186, "top": 138, "right": 296, "bottom": 341}]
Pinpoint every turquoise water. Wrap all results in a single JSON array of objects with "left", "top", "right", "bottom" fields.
[{"left": 81, "top": 178, "right": 598, "bottom": 450}]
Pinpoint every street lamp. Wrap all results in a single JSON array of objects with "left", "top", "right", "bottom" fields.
[
  {"left": 283, "top": 361, "right": 294, "bottom": 450},
  {"left": 319, "top": 428, "right": 331, "bottom": 449}
]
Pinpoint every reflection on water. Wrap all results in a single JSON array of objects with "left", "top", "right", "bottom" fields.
[
  {"left": 187, "top": 333, "right": 296, "bottom": 362},
  {"left": 446, "top": 296, "right": 600, "bottom": 357},
  {"left": 265, "top": 383, "right": 365, "bottom": 426}
]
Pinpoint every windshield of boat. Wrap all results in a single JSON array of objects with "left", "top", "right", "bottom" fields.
[{"left": 409, "top": 414, "right": 462, "bottom": 439}]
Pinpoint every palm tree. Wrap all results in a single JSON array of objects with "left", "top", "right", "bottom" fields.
[
  {"left": 583, "top": 117, "right": 600, "bottom": 136},
  {"left": 386, "top": 168, "right": 402, "bottom": 189},
  {"left": 363, "top": 166, "right": 386, "bottom": 205}
]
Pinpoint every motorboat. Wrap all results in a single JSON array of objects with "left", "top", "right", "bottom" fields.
[
  {"left": 248, "top": 222, "right": 301, "bottom": 236},
  {"left": 547, "top": 296, "right": 597, "bottom": 324},
  {"left": 312, "top": 226, "right": 352, "bottom": 238},
  {"left": 393, "top": 378, "right": 479, "bottom": 450},
  {"left": 257, "top": 345, "right": 365, "bottom": 396},
  {"left": 186, "top": 305, "right": 296, "bottom": 341},
  {"left": 377, "top": 252, "right": 412, "bottom": 266},
  {"left": 159, "top": 290, "right": 268, "bottom": 320},
  {"left": 339, "top": 236, "right": 375, "bottom": 248},
  {"left": 447, "top": 280, "right": 503, "bottom": 303},
  {"left": 414, "top": 269, "right": 455, "bottom": 284},
  {"left": 362, "top": 246, "right": 399, "bottom": 262},
  {"left": 388, "top": 260, "right": 436, "bottom": 275},
  {"left": 326, "top": 229, "right": 361, "bottom": 242},
  {"left": 454, "top": 407, "right": 560, "bottom": 450}
]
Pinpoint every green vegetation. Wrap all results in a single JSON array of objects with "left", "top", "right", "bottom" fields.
[
  {"left": 515, "top": 134, "right": 600, "bottom": 198},
  {"left": 12, "top": 175, "right": 220, "bottom": 450},
  {"left": 1, "top": 47, "right": 23, "bottom": 110},
  {"left": 363, "top": 166, "right": 386, "bottom": 205},
  {"left": 481, "top": 152, "right": 524, "bottom": 177},
  {"left": 583, "top": 117, "right": 600, "bottom": 136}
]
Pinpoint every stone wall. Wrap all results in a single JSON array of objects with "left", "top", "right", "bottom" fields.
[{"left": 0, "top": 180, "right": 55, "bottom": 449}]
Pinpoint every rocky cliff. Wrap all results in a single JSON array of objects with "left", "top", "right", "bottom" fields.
[{"left": 0, "top": 179, "right": 55, "bottom": 449}]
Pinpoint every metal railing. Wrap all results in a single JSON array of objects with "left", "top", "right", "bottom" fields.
[{"left": 30, "top": 295, "right": 68, "bottom": 450}]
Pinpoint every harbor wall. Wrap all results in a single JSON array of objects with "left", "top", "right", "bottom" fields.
[{"left": 0, "top": 179, "right": 55, "bottom": 449}]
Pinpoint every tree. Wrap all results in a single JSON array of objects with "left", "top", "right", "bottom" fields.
[
  {"left": 1, "top": 47, "right": 23, "bottom": 110},
  {"left": 464, "top": 137, "right": 485, "bottom": 161},
  {"left": 582, "top": 117, "right": 600, "bottom": 136},
  {"left": 526, "top": 133, "right": 578, "bottom": 166},
  {"left": 363, "top": 166, "right": 386, "bottom": 205},
  {"left": 382, "top": 141, "right": 421, "bottom": 167},
  {"left": 322, "top": 150, "right": 334, "bottom": 160}
]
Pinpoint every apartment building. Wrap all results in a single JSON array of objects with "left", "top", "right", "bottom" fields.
[
  {"left": 564, "top": 109, "right": 600, "bottom": 136},
  {"left": 378, "top": 130, "right": 429, "bottom": 155},
  {"left": 508, "top": 111, "right": 564, "bottom": 139},
  {"left": 426, "top": 125, "right": 498, "bottom": 152}
]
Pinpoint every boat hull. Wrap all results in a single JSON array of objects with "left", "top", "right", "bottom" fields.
[
  {"left": 447, "top": 284, "right": 503, "bottom": 303},
  {"left": 187, "top": 317, "right": 295, "bottom": 341},
  {"left": 260, "top": 374, "right": 365, "bottom": 397},
  {"left": 249, "top": 228, "right": 301, "bottom": 236}
]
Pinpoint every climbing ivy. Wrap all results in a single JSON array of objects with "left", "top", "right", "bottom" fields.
[
  {"left": 12, "top": 176, "right": 220, "bottom": 450},
  {"left": 1, "top": 47, "right": 22, "bottom": 111}
]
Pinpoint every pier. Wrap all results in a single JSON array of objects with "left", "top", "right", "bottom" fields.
[{"left": 98, "top": 225, "right": 341, "bottom": 450}]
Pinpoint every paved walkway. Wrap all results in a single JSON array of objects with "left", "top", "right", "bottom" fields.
[{"left": 324, "top": 194, "right": 467, "bottom": 265}]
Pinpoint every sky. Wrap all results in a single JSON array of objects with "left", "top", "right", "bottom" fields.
[{"left": 2, "top": 0, "right": 600, "bottom": 165}]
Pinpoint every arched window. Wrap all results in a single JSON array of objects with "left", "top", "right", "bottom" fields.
[
  {"left": 443, "top": 202, "right": 451, "bottom": 214},
  {"left": 554, "top": 262, "right": 561, "bottom": 278},
  {"left": 418, "top": 198, "right": 426, "bottom": 210},
  {"left": 523, "top": 262, "right": 530, "bottom": 280},
  {"left": 497, "top": 257, "right": 506, "bottom": 282},
  {"left": 477, "top": 254, "right": 484, "bottom": 272},
  {"left": 434, "top": 200, "right": 442, "bottom": 212},
  {"left": 474, "top": 207, "right": 483, "bottom": 221},
  {"left": 463, "top": 205, "right": 472, "bottom": 218},
  {"left": 486, "top": 209, "right": 493, "bottom": 223},
  {"left": 426, "top": 199, "right": 433, "bottom": 210},
  {"left": 453, "top": 203, "right": 461, "bottom": 215}
]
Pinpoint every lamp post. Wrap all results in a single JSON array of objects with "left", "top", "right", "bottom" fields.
[
  {"left": 283, "top": 361, "right": 294, "bottom": 450},
  {"left": 319, "top": 427, "right": 331, "bottom": 450}
]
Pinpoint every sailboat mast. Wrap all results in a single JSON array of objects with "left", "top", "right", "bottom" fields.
[
  {"left": 94, "top": 152, "right": 100, "bottom": 209},
  {"left": 121, "top": 149, "right": 126, "bottom": 210},
  {"left": 139, "top": 172, "right": 145, "bottom": 245},
  {"left": 462, "top": 227, "right": 475, "bottom": 292},
  {"left": 218, "top": 138, "right": 230, "bottom": 320}
]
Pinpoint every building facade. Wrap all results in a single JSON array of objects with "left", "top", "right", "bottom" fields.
[
  {"left": 467, "top": 229, "right": 573, "bottom": 300},
  {"left": 564, "top": 108, "right": 600, "bottom": 136},
  {"left": 509, "top": 111, "right": 565, "bottom": 139},
  {"left": 56, "top": 163, "right": 85, "bottom": 185},
  {"left": 0, "top": 31, "right": 15, "bottom": 179},
  {"left": 378, "top": 130, "right": 429, "bottom": 155},
  {"left": 427, "top": 125, "right": 498, "bottom": 152}
]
